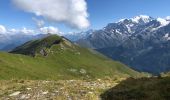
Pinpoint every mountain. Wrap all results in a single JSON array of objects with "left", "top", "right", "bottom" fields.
[
  {"left": 76, "top": 15, "right": 170, "bottom": 74},
  {"left": 0, "top": 33, "right": 48, "bottom": 51},
  {"left": 77, "top": 15, "right": 154, "bottom": 49},
  {"left": 0, "top": 30, "right": 92, "bottom": 51},
  {"left": 0, "top": 35, "right": 145, "bottom": 80},
  {"left": 64, "top": 29, "right": 93, "bottom": 41}
]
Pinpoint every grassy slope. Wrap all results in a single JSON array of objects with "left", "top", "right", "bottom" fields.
[{"left": 0, "top": 35, "right": 145, "bottom": 80}]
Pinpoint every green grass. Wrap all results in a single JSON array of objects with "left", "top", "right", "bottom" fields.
[{"left": 0, "top": 35, "right": 147, "bottom": 80}]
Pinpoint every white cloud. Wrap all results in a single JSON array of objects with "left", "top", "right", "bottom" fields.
[
  {"left": 32, "top": 17, "right": 45, "bottom": 28},
  {"left": 7, "top": 27, "right": 35, "bottom": 35},
  {"left": 20, "top": 27, "right": 35, "bottom": 34},
  {"left": 40, "top": 26, "right": 60, "bottom": 34},
  {"left": 0, "top": 24, "right": 63, "bottom": 36},
  {"left": 0, "top": 25, "right": 7, "bottom": 34},
  {"left": 13, "top": 0, "right": 90, "bottom": 29}
]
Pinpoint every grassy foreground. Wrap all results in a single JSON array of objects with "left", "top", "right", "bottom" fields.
[{"left": 0, "top": 78, "right": 125, "bottom": 100}]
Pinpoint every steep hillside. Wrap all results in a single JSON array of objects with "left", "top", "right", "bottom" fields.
[
  {"left": 0, "top": 35, "right": 144, "bottom": 80},
  {"left": 97, "top": 41, "right": 170, "bottom": 74}
]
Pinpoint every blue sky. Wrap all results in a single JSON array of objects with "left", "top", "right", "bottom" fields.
[
  {"left": 87, "top": 0, "right": 170, "bottom": 29},
  {"left": 1, "top": 0, "right": 170, "bottom": 33}
]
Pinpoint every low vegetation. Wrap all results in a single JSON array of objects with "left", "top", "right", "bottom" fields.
[
  {"left": 101, "top": 76, "right": 170, "bottom": 100},
  {"left": 0, "top": 78, "right": 125, "bottom": 100}
]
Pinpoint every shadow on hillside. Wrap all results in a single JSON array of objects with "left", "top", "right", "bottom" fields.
[{"left": 101, "top": 77, "right": 170, "bottom": 100}]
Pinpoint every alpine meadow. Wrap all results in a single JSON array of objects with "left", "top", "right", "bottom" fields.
[{"left": 0, "top": 0, "right": 170, "bottom": 99}]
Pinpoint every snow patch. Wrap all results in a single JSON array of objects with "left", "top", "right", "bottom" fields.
[
  {"left": 164, "top": 33, "right": 169, "bottom": 38},
  {"left": 116, "top": 29, "right": 122, "bottom": 35},
  {"left": 164, "top": 33, "right": 170, "bottom": 40},
  {"left": 125, "top": 25, "right": 132, "bottom": 33}
]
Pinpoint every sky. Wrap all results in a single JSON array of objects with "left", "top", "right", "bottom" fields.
[{"left": 1, "top": 0, "right": 170, "bottom": 34}]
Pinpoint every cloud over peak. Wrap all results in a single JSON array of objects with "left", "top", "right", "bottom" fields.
[
  {"left": 0, "top": 25, "right": 7, "bottom": 34},
  {"left": 13, "top": 0, "right": 90, "bottom": 29},
  {"left": 32, "top": 17, "right": 45, "bottom": 28},
  {"left": 40, "top": 26, "right": 60, "bottom": 34}
]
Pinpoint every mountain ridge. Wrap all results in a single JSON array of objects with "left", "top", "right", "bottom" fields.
[
  {"left": 0, "top": 34, "right": 146, "bottom": 80},
  {"left": 76, "top": 15, "right": 170, "bottom": 74}
]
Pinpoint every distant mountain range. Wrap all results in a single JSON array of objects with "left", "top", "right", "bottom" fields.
[
  {"left": 0, "top": 30, "right": 92, "bottom": 51},
  {"left": 76, "top": 15, "right": 170, "bottom": 74},
  {"left": 0, "top": 33, "right": 48, "bottom": 51},
  {"left": 64, "top": 29, "right": 93, "bottom": 41}
]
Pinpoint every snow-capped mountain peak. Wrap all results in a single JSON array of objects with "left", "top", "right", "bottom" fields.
[
  {"left": 131, "top": 15, "right": 153, "bottom": 23},
  {"left": 118, "top": 15, "right": 154, "bottom": 24},
  {"left": 156, "top": 18, "right": 170, "bottom": 27},
  {"left": 118, "top": 19, "right": 126, "bottom": 22}
]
